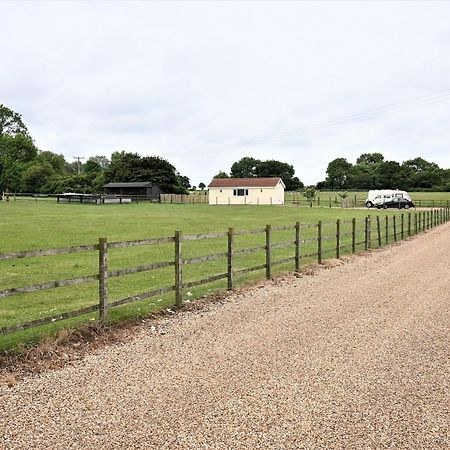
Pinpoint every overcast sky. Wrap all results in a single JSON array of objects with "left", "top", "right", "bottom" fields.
[{"left": 2, "top": 1, "right": 450, "bottom": 185}]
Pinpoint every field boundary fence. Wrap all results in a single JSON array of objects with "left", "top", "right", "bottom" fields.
[
  {"left": 285, "top": 194, "right": 450, "bottom": 209},
  {"left": 2, "top": 191, "right": 450, "bottom": 208},
  {"left": 1, "top": 208, "right": 449, "bottom": 336}
]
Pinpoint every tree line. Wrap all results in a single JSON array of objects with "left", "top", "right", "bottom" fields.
[
  {"left": 0, "top": 105, "right": 190, "bottom": 194},
  {"left": 319, "top": 153, "right": 450, "bottom": 191},
  {"left": 2, "top": 104, "right": 449, "bottom": 194}
]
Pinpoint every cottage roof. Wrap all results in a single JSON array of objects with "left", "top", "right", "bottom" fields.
[
  {"left": 103, "top": 182, "right": 154, "bottom": 188},
  {"left": 208, "top": 177, "right": 284, "bottom": 188}
]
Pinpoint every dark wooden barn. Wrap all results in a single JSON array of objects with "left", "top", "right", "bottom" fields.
[{"left": 103, "top": 182, "right": 163, "bottom": 198}]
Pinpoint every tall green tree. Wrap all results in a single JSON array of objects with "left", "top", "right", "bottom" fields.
[
  {"left": 401, "top": 157, "right": 443, "bottom": 189},
  {"left": 255, "top": 159, "right": 303, "bottom": 190},
  {"left": 230, "top": 157, "right": 260, "bottom": 178},
  {"left": 356, "top": 152, "right": 384, "bottom": 165},
  {"left": 0, "top": 104, "right": 31, "bottom": 138},
  {"left": 104, "top": 151, "right": 188, "bottom": 193},
  {"left": 0, "top": 134, "right": 38, "bottom": 191},
  {"left": 325, "top": 158, "right": 353, "bottom": 189}
]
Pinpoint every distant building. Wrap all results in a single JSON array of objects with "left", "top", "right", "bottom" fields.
[
  {"left": 103, "top": 182, "right": 162, "bottom": 197},
  {"left": 208, "top": 177, "right": 285, "bottom": 205}
]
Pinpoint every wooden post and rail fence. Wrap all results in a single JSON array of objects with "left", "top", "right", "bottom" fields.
[
  {"left": 1, "top": 208, "right": 449, "bottom": 336},
  {"left": 3, "top": 192, "right": 450, "bottom": 209}
]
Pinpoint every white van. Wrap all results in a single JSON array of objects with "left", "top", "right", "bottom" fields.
[{"left": 365, "top": 190, "right": 412, "bottom": 208}]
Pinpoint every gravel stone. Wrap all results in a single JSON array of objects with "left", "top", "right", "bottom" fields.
[{"left": 1, "top": 224, "right": 449, "bottom": 449}]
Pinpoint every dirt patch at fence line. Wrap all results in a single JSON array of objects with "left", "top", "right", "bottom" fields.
[{"left": 1, "top": 224, "right": 449, "bottom": 449}]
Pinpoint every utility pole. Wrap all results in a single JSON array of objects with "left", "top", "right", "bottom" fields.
[{"left": 73, "top": 156, "right": 85, "bottom": 174}]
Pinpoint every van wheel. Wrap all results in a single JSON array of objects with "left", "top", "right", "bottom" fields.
[
  {"left": 383, "top": 204, "right": 388, "bottom": 209},
  {"left": 404, "top": 204, "right": 410, "bottom": 209},
  {"left": 366, "top": 201, "right": 373, "bottom": 208}
]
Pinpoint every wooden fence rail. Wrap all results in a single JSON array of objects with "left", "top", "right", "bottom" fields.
[{"left": 1, "top": 208, "right": 449, "bottom": 335}]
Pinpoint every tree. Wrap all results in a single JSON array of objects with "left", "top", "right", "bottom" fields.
[
  {"left": 88, "top": 155, "right": 110, "bottom": 170},
  {"left": 84, "top": 158, "right": 102, "bottom": 175},
  {"left": 35, "top": 151, "right": 66, "bottom": 174},
  {"left": 325, "top": 158, "right": 353, "bottom": 189},
  {"left": 21, "top": 163, "right": 55, "bottom": 193},
  {"left": 401, "top": 157, "right": 443, "bottom": 189},
  {"left": 0, "top": 104, "right": 31, "bottom": 138},
  {"left": 104, "top": 151, "right": 188, "bottom": 193},
  {"left": 375, "top": 160, "right": 408, "bottom": 189},
  {"left": 177, "top": 173, "right": 191, "bottom": 190},
  {"left": 198, "top": 182, "right": 206, "bottom": 190},
  {"left": 255, "top": 160, "right": 304, "bottom": 190},
  {"left": 230, "top": 157, "right": 260, "bottom": 178},
  {"left": 356, "top": 153, "right": 384, "bottom": 165},
  {"left": 213, "top": 171, "right": 229, "bottom": 179},
  {"left": 0, "top": 134, "right": 38, "bottom": 191},
  {"left": 301, "top": 185, "right": 316, "bottom": 207},
  {"left": 229, "top": 157, "right": 304, "bottom": 190}
]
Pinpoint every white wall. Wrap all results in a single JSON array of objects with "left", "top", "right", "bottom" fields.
[{"left": 208, "top": 183, "right": 284, "bottom": 205}]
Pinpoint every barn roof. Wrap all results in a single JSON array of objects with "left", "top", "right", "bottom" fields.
[
  {"left": 208, "top": 177, "right": 284, "bottom": 188},
  {"left": 103, "top": 182, "right": 154, "bottom": 188}
]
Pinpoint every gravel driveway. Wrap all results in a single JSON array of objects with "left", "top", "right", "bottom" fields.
[{"left": 1, "top": 223, "right": 449, "bottom": 449}]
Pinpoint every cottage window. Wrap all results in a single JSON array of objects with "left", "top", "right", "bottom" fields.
[{"left": 233, "top": 188, "right": 247, "bottom": 196}]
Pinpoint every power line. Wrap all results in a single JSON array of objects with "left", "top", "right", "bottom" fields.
[
  {"left": 239, "top": 90, "right": 450, "bottom": 146},
  {"left": 203, "top": 88, "right": 450, "bottom": 151}
]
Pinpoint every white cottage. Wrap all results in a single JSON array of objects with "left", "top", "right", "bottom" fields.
[{"left": 208, "top": 177, "right": 285, "bottom": 205}]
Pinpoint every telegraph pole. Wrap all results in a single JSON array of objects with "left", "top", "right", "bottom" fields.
[{"left": 73, "top": 156, "right": 85, "bottom": 174}]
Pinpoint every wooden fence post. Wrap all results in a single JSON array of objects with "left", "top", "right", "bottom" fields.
[
  {"left": 265, "top": 225, "right": 272, "bottom": 279},
  {"left": 175, "top": 230, "right": 183, "bottom": 307},
  {"left": 317, "top": 221, "right": 322, "bottom": 264},
  {"left": 393, "top": 215, "right": 397, "bottom": 241},
  {"left": 351, "top": 218, "right": 356, "bottom": 253},
  {"left": 227, "top": 228, "right": 234, "bottom": 290},
  {"left": 385, "top": 215, "right": 389, "bottom": 244},
  {"left": 414, "top": 213, "right": 418, "bottom": 235},
  {"left": 364, "top": 217, "right": 368, "bottom": 251},
  {"left": 401, "top": 213, "right": 404, "bottom": 240},
  {"left": 367, "top": 215, "right": 372, "bottom": 249},
  {"left": 430, "top": 210, "right": 433, "bottom": 229},
  {"left": 295, "top": 222, "right": 301, "bottom": 272},
  {"left": 376, "top": 216, "right": 381, "bottom": 247},
  {"left": 98, "top": 237, "right": 108, "bottom": 322},
  {"left": 336, "top": 219, "right": 340, "bottom": 259},
  {"left": 408, "top": 213, "right": 411, "bottom": 237}
]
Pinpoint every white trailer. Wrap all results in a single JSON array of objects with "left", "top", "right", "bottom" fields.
[{"left": 365, "top": 190, "right": 412, "bottom": 208}]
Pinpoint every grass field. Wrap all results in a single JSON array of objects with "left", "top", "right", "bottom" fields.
[
  {"left": 285, "top": 190, "right": 450, "bottom": 206},
  {"left": 0, "top": 200, "right": 443, "bottom": 351}
]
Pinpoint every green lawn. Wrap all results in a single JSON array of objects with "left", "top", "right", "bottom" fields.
[
  {"left": 0, "top": 200, "right": 443, "bottom": 351},
  {"left": 286, "top": 190, "right": 450, "bottom": 207}
]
